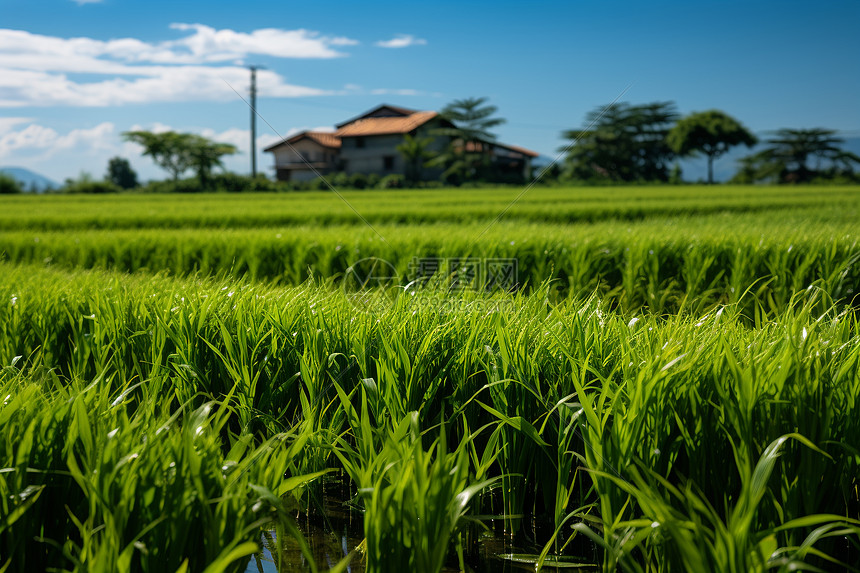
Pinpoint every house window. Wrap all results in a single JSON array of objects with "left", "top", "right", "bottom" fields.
[
  {"left": 356, "top": 137, "right": 365, "bottom": 149},
  {"left": 383, "top": 155, "right": 394, "bottom": 170}
]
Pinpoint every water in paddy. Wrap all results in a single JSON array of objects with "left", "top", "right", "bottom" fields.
[{"left": 243, "top": 477, "right": 596, "bottom": 572}]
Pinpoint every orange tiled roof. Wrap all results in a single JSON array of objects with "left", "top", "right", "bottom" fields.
[
  {"left": 304, "top": 131, "right": 341, "bottom": 148},
  {"left": 334, "top": 111, "right": 438, "bottom": 137},
  {"left": 263, "top": 130, "right": 341, "bottom": 152},
  {"left": 335, "top": 104, "right": 419, "bottom": 128}
]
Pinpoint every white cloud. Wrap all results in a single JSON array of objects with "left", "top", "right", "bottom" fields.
[
  {"left": 374, "top": 34, "right": 427, "bottom": 49},
  {"left": 0, "top": 25, "right": 356, "bottom": 107},
  {"left": 0, "top": 66, "right": 329, "bottom": 108},
  {"left": 165, "top": 23, "right": 357, "bottom": 61},
  {"left": 0, "top": 119, "right": 307, "bottom": 181},
  {"left": 0, "top": 117, "right": 35, "bottom": 134},
  {"left": 126, "top": 122, "right": 175, "bottom": 135},
  {"left": 0, "top": 121, "right": 115, "bottom": 165},
  {"left": 0, "top": 25, "right": 356, "bottom": 70},
  {"left": 0, "top": 26, "right": 434, "bottom": 108},
  {"left": 329, "top": 37, "right": 360, "bottom": 47}
]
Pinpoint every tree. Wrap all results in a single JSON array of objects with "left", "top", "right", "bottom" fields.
[
  {"left": 430, "top": 97, "right": 506, "bottom": 183},
  {"left": 667, "top": 110, "right": 757, "bottom": 184},
  {"left": 561, "top": 102, "right": 679, "bottom": 182},
  {"left": 436, "top": 96, "right": 506, "bottom": 144},
  {"left": 733, "top": 128, "right": 860, "bottom": 183},
  {"left": 396, "top": 134, "right": 436, "bottom": 184},
  {"left": 123, "top": 131, "right": 195, "bottom": 181},
  {"left": 123, "top": 131, "right": 237, "bottom": 187},
  {"left": 185, "top": 135, "right": 238, "bottom": 188},
  {"left": 0, "top": 172, "right": 22, "bottom": 194},
  {"left": 106, "top": 157, "right": 139, "bottom": 189}
]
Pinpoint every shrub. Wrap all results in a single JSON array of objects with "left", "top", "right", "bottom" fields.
[
  {"left": 0, "top": 172, "right": 22, "bottom": 194},
  {"left": 311, "top": 176, "right": 330, "bottom": 191},
  {"left": 378, "top": 174, "right": 405, "bottom": 189},
  {"left": 331, "top": 172, "right": 350, "bottom": 189},
  {"left": 210, "top": 173, "right": 279, "bottom": 192},
  {"left": 62, "top": 179, "right": 121, "bottom": 194},
  {"left": 140, "top": 174, "right": 280, "bottom": 193},
  {"left": 367, "top": 173, "right": 381, "bottom": 188},
  {"left": 349, "top": 173, "right": 368, "bottom": 189},
  {"left": 210, "top": 172, "right": 250, "bottom": 192},
  {"left": 275, "top": 181, "right": 305, "bottom": 192},
  {"left": 140, "top": 178, "right": 203, "bottom": 193}
]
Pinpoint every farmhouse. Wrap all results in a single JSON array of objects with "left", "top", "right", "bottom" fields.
[{"left": 264, "top": 104, "right": 538, "bottom": 183}]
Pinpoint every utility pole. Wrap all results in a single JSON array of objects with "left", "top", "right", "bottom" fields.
[{"left": 248, "top": 65, "right": 263, "bottom": 178}]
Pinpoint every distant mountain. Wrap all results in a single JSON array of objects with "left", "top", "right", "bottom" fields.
[{"left": 0, "top": 167, "right": 58, "bottom": 192}]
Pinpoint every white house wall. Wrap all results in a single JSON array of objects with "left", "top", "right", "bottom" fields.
[
  {"left": 340, "top": 134, "right": 404, "bottom": 175},
  {"left": 339, "top": 123, "right": 449, "bottom": 179},
  {"left": 271, "top": 139, "right": 337, "bottom": 167}
]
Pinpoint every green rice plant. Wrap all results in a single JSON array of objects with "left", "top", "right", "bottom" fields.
[
  {"left": 477, "top": 306, "right": 555, "bottom": 535},
  {"left": 0, "top": 360, "right": 326, "bottom": 572},
  {"left": 578, "top": 435, "right": 860, "bottom": 573},
  {"left": 539, "top": 386, "right": 589, "bottom": 551},
  {"left": 330, "top": 383, "right": 494, "bottom": 573},
  {"left": 678, "top": 244, "right": 724, "bottom": 314},
  {"left": 1, "top": 262, "right": 858, "bottom": 571},
  {"left": 2, "top": 189, "right": 859, "bottom": 316},
  {"left": 1, "top": 185, "right": 859, "bottom": 231},
  {"left": 559, "top": 298, "right": 860, "bottom": 570}
]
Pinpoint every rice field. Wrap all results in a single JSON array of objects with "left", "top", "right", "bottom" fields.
[
  {"left": 1, "top": 186, "right": 859, "bottom": 572},
  {"left": 2, "top": 211, "right": 859, "bottom": 317},
  {"left": 1, "top": 185, "right": 859, "bottom": 231}
]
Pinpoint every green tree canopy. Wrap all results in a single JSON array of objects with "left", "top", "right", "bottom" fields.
[
  {"left": 123, "top": 131, "right": 237, "bottom": 187},
  {"left": 435, "top": 96, "right": 506, "bottom": 144},
  {"left": 430, "top": 97, "right": 506, "bottom": 183},
  {"left": 123, "top": 131, "right": 194, "bottom": 181},
  {"left": 185, "top": 136, "right": 238, "bottom": 188},
  {"left": 733, "top": 128, "right": 860, "bottom": 184},
  {"left": 105, "top": 157, "right": 139, "bottom": 189},
  {"left": 561, "top": 101, "right": 679, "bottom": 182},
  {"left": 0, "top": 172, "right": 23, "bottom": 194},
  {"left": 667, "top": 110, "right": 757, "bottom": 184}
]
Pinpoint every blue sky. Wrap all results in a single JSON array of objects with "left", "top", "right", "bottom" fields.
[{"left": 1, "top": 0, "right": 859, "bottom": 182}]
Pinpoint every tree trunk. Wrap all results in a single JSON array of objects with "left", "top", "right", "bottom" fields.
[{"left": 707, "top": 154, "right": 714, "bottom": 184}]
